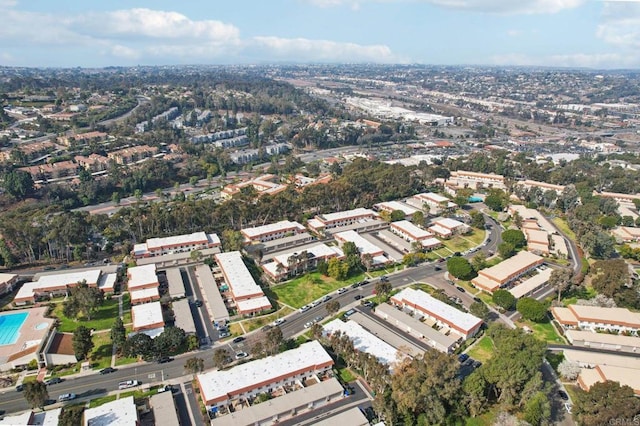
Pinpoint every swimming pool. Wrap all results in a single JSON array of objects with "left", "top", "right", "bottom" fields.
[
  {"left": 468, "top": 196, "right": 483, "bottom": 203},
  {"left": 0, "top": 311, "right": 29, "bottom": 346}
]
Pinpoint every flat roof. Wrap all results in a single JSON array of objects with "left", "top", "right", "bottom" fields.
[
  {"left": 318, "top": 207, "right": 376, "bottom": 223},
  {"left": 418, "top": 192, "right": 449, "bottom": 203},
  {"left": 478, "top": 251, "right": 543, "bottom": 283},
  {"left": 509, "top": 268, "right": 551, "bottom": 299},
  {"left": 592, "top": 365, "right": 640, "bottom": 393},
  {"left": 312, "top": 407, "right": 370, "bottom": 426},
  {"left": 566, "top": 329, "right": 640, "bottom": 348},
  {"left": 563, "top": 349, "right": 640, "bottom": 369},
  {"left": 130, "top": 287, "right": 159, "bottom": 301},
  {"left": 432, "top": 217, "right": 465, "bottom": 229},
  {"left": 0, "top": 411, "right": 34, "bottom": 425},
  {"left": 471, "top": 274, "right": 501, "bottom": 292},
  {"left": 525, "top": 228, "right": 549, "bottom": 244},
  {"left": 568, "top": 305, "right": 640, "bottom": 327},
  {"left": 197, "top": 341, "right": 333, "bottom": 405},
  {"left": 194, "top": 264, "right": 228, "bottom": 322},
  {"left": 97, "top": 273, "right": 116, "bottom": 292},
  {"left": 375, "top": 201, "right": 419, "bottom": 215},
  {"left": 172, "top": 299, "right": 197, "bottom": 334},
  {"left": 258, "top": 232, "right": 313, "bottom": 249},
  {"left": 214, "top": 251, "right": 263, "bottom": 299},
  {"left": 551, "top": 307, "right": 578, "bottom": 324},
  {"left": 132, "top": 302, "right": 164, "bottom": 329},
  {"left": 349, "top": 312, "right": 426, "bottom": 357},
  {"left": 374, "top": 303, "right": 458, "bottom": 350},
  {"left": 37, "top": 269, "right": 102, "bottom": 288},
  {"left": 272, "top": 243, "right": 344, "bottom": 266},
  {"left": 84, "top": 395, "right": 138, "bottom": 426},
  {"left": 236, "top": 296, "right": 272, "bottom": 313},
  {"left": 241, "top": 220, "right": 305, "bottom": 239},
  {"left": 164, "top": 268, "right": 185, "bottom": 299},
  {"left": 145, "top": 231, "right": 220, "bottom": 250},
  {"left": 428, "top": 224, "right": 452, "bottom": 236},
  {"left": 391, "top": 220, "right": 433, "bottom": 240},
  {"left": 0, "top": 273, "right": 17, "bottom": 283},
  {"left": 150, "top": 389, "right": 180, "bottom": 426},
  {"left": 334, "top": 230, "right": 383, "bottom": 256},
  {"left": 392, "top": 288, "right": 482, "bottom": 334},
  {"left": 323, "top": 319, "right": 401, "bottom": 367},
  {"left": 127, "top": 264, "right": 158, "bottom": 289}
]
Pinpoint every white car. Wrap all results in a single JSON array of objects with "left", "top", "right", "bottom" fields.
[
  {"left": 310, "top": 300, "right": 321, "bottom": 308},
  {"left": 118, "top": 380, "right": 140, "bottom": 390},
  {"left": 299, "top": 305, "right": 311, "bottom": 313},
  {"left": 235, "top": 352, "right": 248, "bottom": 359},
  {"left": 337, "top": 287, "right": 348, "bottom": 295},
  {"left": 58, "top": 393, "right": 76, "bottom": 402},
  {"left": 273, "top": 318, "right": 286, "bottom": 326}
]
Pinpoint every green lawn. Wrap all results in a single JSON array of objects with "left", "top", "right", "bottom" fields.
[
  {"left": 517, "top": 319, "right": 564, "bottom": 344},
  {"left": 456, "top": 280, "right": 479, "bottom": 294},
  {"left": 442, "top": 230, "right": 485, "bottom": 253},
  {"left": 465, "top": 407, "right": 499, "bottom": 426},
  {"left": 53, "top": 297, "right": 129, "bottom": 332},
  {"left": 338, "top": 367, "right": 357, "bottom": 383},
  {"left": 88, "top": 395, "right": 118, "bottom": 408},
  {"left": 114, "top": 355, "right": 138, "bottom": 367},
  {"left": 238, "top": 306, "right": 295, "bottom": 333},
  {"left": 90, "top": 332, "right": 113, "bottom": 370},
  {"left": 271, "top": 272, "right": 366, "bottom": 308},
  {"left": 466, "top": 336, "right": 494, "bottom": 363},
  {"left": 552, "top": 217, "right": 576, "bottom": 240}
]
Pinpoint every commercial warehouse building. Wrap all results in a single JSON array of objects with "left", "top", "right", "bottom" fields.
[
  {"left": 197, "top": 341, "right": 334, "bottom": 409},
  {"left": 391, "top": 288, "right": 482, "bottom": 339},
  {"left": 132, "top": 231, "right": 221, "bottom": 258},
  {"left": 214, "top": 251, "right": 271, "bottom": 315},
  {"left": 471, "top": 251, "right": 544, "bottom": 293},
  {"left": 551, "top": 305, "right": 640, "bottom": 335},
  {"left": 241, "top": 220, "right": 307, "bottom": 244},
  {"left": 374, "top": 303, "right": 458, "bottom": 353},
  {"left": 210, "top": 377, "right": 345, "bottom": 426}
]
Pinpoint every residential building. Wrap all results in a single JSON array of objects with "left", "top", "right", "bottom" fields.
[
  {"left": 406, "top": 192, "right": 457, "bottom": 213},
  {"left": 594, "top": 191, "right": 640, "bottom": 206},
  {"left": 612, "top": 226, "right": 640, "bottom": 243},
  {"left": 373, "top": 200, "right": 419, "bottom": 218},
  {"left": 508, "top": 268, "right": 551, "bottom": 299},
  {"left": 428, "top": 217, "right": 470, "bottom": 239},
  {"left": 551, "top": 305, "right": 640, "bottom": 335},
  {"left": 389, "top": 220, "right": 442, "bottom": 250},
  {"left": 391, "top": 288, "right": 482, "bottom": 339},
  {"left": 107, "top": 145, "right": 158, "bottom": 165},
  {"left": 132, "top": 231, "right": 221, "bottom": 259},
  {"left": 59, "top": 131, "right": 107, "bottom": 146},
  {"left": 19, "top": 160, "right": 79, "bottom": 181},
  {"left": 262, "top": 243, "right": 345, "bottom": 281},
  {"left": 374, "top": 303, "right": 458, "bottom": 353},
  {"left": 565, "top": 329, "right": 640, "bottom": 354},
  {"left": 334, "top": 230, "right": 391, "bottom": 266},
  {"left": 14, "top": 269, "right": 105, "bottom": 305},
  {"left": 127, "top": 264, "right": 159, "bottom": 292},
  {"left": 0, "top": 273, "right": 18, "bottom": 296},
  {"left": 83, "top": 395, "right": 139, "bottom": 426},
  {"left": 515, "top": 180, "right": 565, "bottom": 194},
  {"left": 150, "top": 391, "right": 180, "bottom": 426},
  {"left": 241, "top": 220, "right": 306, "bottom": 244},
  {"left": 220, "top": 174, "right": 287, "bottom": 200},
  {"left": 577, "top": 364, "right": 640, "bottom": 396},
  {"left": 214, "top": 251, "right": 271, "bottom": 315},
  {"left": 307, "top": 208, "right": 378, "bottom": 234},
  {"left": 74, "top": 154, "right": 110, "bottom": 172},
  {"left": 131, "top": 301, "right": 165, "bottom": 336},
  {"left": 447, "top": 170, "right": 506, "bottom": 190},
  {"left": 194, "top": 264, "right": 229, "bottom": 327},
  {"left": 129, "top": 287, "right": 160, "bottom": 305},
  {"left": 471, "top": 251, "right": 544, "bottom": 293},
  {"left": 197, "top": 341, "right": 334, "bottom": 409}
]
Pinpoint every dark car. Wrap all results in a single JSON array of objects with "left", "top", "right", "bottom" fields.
[
  {"left": 456, "top": 286, "right": 466, "bottom": 293},
  {"left": 438, "top": 258, "right": 445, "bottom": 263},
  {"left": 16, "top": 384, "right": 24, "bottom": 392},
  {"left": 434, "top": 266, "right": 442, "bottom": 271},
  {"left": 454, "top": 252, "right": 461, "bottom": 256},
  {"left": 351, "top": 282, "right": 361, "bottom": 289},
  {"left": 45, "top": 377, "right": 63, "bottom": 385},
  {"left": 354, "top": 295, "right": 363, "bottom": 300},
  {"left": 458, "top": 354, "right": 469, "bottom": 363},
  {"left": 157, "top": 356, "right": 173, "bottom": 364},
  {"left": 558, "top": 390, "right": 569, "bottom": 401},
  {"left": 100, "top": 367, "right": 117, "bottom": 375},
  {"left": 194, "top": 300, "right": 203, "bottom": 307},
  {"left": 380, "top": 276, "right": 389, "bottom": 282},
  {"left": 472, "top": 361, "right": 483, "bottom": 369},
  {"left": 233, "top": 336, "right": 245, "bottom": 344},
  {"left": 361, "top": 280, "right": 370, "bottom": 285}
]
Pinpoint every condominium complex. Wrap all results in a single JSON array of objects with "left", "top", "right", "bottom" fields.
[
  {"left": 241, "top": 220, "right": 306, "bottom": 243},
  {"left": 307, "top": 208, "right": 378, "bottom": 234},
  {"left": 552, "top": 305, "right": 640, "bottom": 335},
  {"left": 132, "top": 231, "right": 221, "bottom": 259},
  {"left": 471, "top": 251, "right": 544, "bottom": 293},
  {"left": 214, "top": 251, "right": 271, "bottom": 315}
]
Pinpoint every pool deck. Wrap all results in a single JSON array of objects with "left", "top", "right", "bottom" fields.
[{"left": 0, "top": 307, "right": 54, "bottom": 367}]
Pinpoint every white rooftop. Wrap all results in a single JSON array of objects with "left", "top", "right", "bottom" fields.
[
  {"left": 132, "top": 301, "right": 164, "bottom": 329},
  {"left": 335, "top": 230, "right": 383, "bottom": 255},
  {"left": 509, "top": 268, "right": 551, "bottom": 299},
  {"left": 97, "top": 273, "right": 117, "bottom": 292},
  {"left": 130, "top": 287, "right": 160, "bottom": 301},
  {"left": 432, "top": 217, "right": 466, "bottom": 229},
  {"left": 37, "top": 269, "right": 102, "bottom": 287},
  {"left": 197, "top": 340, "right": 333, "bottom": 404},
  {"left": 84, "top": 395, "right": 138, "bottom": 426},
  {"left": 236, "top": 296, "right": 272, "bottom": 313},
  {"left": 393, "top": 288, "right": 482, "bottom": 333},
  {"left": 272, "top": 243, "right": 344, "bottom": 266},
  {"left": 241, "top": 220, "right": 305, "bottom": 239},
  {"left": 127, "top": 264, "right": 158, "bottom": 289},
  {"left": 145, "top": 231, "right": 220, "bottom": 250},
  {"left": 0, "top": 411, "right": 35, "bottom": 425},
  {"left": 323, "top": 319, "right": 402, "bottom": 367},
  {"left": 319, "top": 207, "right": 376, "bottom": 223},
  {"left": 391, "top": 220, "right": 433, "bottom": 239},
  {"left": 419, "top": 192, "right": 449, "bottom": 203},
  {"left": 428, "top": 224, "right": 452, "bottom": 236},
  {"left": 375, "top": 201, "right": 419, "bottom": 215},
  {"left": 421, "top": 237, "right": 442, "bottom": 248},
  {"left": 214, "top": 251, "right": 263, "bottom": 299}
]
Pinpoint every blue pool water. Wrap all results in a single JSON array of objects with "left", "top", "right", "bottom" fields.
[
  {"left": 0, "top": 312, "right": 28, "bottom": 346},
  {"left": 468, "top": 196, "right": 483, "bottom": 203}
]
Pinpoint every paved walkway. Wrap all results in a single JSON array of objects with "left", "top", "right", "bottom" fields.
[{"left": 110, "top": 294, "right": 125, "bottom": 368}]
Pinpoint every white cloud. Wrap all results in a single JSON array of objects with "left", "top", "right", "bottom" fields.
[
  {"left": 507, "top": 29, "right": 522, "bottom": 37},
  {"left": 490, "top": 52, "right": 639, "bottom": 68},
  {"left": 252, "top": 36, "right": 399, "bottom": 62},
  {"left": 305, "top": 0, "right": 584, "bottom": 14},
  {"left": 596, "top": 2, "right": 640, "bottom": 48}
]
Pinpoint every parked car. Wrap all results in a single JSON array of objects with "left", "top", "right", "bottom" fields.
[
  {"left": 157, "top": 356, "right": 173, "bottom": 364},
  {"left": 58, "top": 393, "right": 76, "bottom": 402},
  {"left": 456, "top": 286, "right": 466, "bottom": 293},
  {"left": 558, "top": 390, "right": 569, "bottom": 401},
  {"left": 15, "top": 384, "right": 23, "bottom": 392},
  {"left": 235, "top": 352, "right": 249, "bottom": 359},
  {"left": 232, "top": 336, "right": 245, "bottom": 344},
  {"left": 310, "top": 300, "right": 321, "bottom": 308},
  {"left": 354, "top": 295, "right": 363, "bottom": 300},
  {"left": 194, "top": 300, "right": 203, "bottom": 307},
  {"left": 218, "top": 330, "right": 231, "bottom": 338},
  {"left": 362, "top": 280, "right": 370, "bottom": 285},
  {"left": 304, "top": 321, "right": 314, "bottom": 329},
  {"left": 362, "top": 301, "right": 374, "bottom": 308},
  {"left": 434, "top": 266, "right": 441, "bottom": 271},
  {"left": 321, "top": 295, "right": 332, "bottom": 302},
  {"left": 99, "top": 367, "right": 117, "bottom": 375},
  {"left": 273, "top": 318, "right": 286, "bottom": 326},
  {"left": 300, "top": 305, "right": 311, "bottom": 313},
  {"left": 119, "top": 380, "right": 140, "bottom": 390},
  {"left": 314, "top": 315, "right": 324, "bottom": 323},
  {"left": 337, "top": 287, "right": 348, "bottom": 295},
  {"left": 380, "top": 276, "right": 389, "bottom": 282},
  {"left": 45, "top": 377, "right": 63, "bottom": 385},
  {"left": 344, "top": 309, "right": 356, "bottom": 317},
  {"left": 458, "top": 354, "right": 469, "bottom": 363},
  {"left": 351, "top": 282, "right": 361, "bottom": 289}
]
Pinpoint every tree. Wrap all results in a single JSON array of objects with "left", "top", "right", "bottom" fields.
[
  {"left": 317, "top": 259, "right": 329, "bottom": 276},
  {"left": 485, "top": 189, "right": 508, "bottom": 212},
  {"left": 72, "top": 326, "right": 94, "bottom": 361},
  {"left": 327, "top": 258, "right": 349, "bottom": 280},
  {"left": 154, "top": 326, "right": 186, "bottom": 357},
  {"left": 58, "top": 406, "right": 84, "bottom": 426},
  {"left": 23, "top": 381, "right": 49, "bottom": 409},
  {"left": 512, "top": 211, "right": 523, "bottom": 228},
  {"left": 492, "top": 289, "right": 516, "bottom": 311},
  {"left": 470, "top": 211, "right": 485, "bottom": 229},
  {"left": 447, "top": 256, "right": 475, "bottom": 280},
  {"left": 589, "top": 259, "right": 629, "bottom": 298},
  {"left": 516, "top": 297, "right": 547, "bottom": 322},
  {"left": 573, "top": 381, "right": 640, "bottom": 426},
  {"left": 123, "top": 333, "right": 156, "bottom": 361},
  {"left": 469, "top": 301, "right": 490, "bottom": 321},
  {"left": 412, "top": 210, "right": 425, "bottom": 227},
  {"left": 326, "top": 300, "right": 341, "bottom": 316},
  {"left": 557, "top": 359, "right": 581, "bottom": 380},
  {"left": 213, "top": 348, "right": 231, "bottom": 369},
  {"left": 184, "top": 357, "right": 204, "bottom": 376},
  {"left": 374, "top": 280, "right": 392, "bottom": 298},
  {"left": 221, "top": 229, "right": 244, "bottom": 252},
  {"left": 501, "top": 229, "right": 526, "bottom": 248},
  {"left": 264, "top": 326, "right": 284, "bottom": 356},
  {"left": 111, "top": 317, "right": 126, "bottom": 352},
  {"left": 3, "top": 170, "right": 34, "bottom": 199},
  {"left": 498, "top": 242, "right": 516, "bottom": 259},
  {"left": 390, "top": 210, "right": 406, "bottom": 222},
  {"left": 66, "top": 283, "right": 104, "bottom": 320},
  {"left": 471, "top": 251, "right": 487, "bottom": 272},
  {"left": 548, "top": 268, "right": 573, "bottom": 303}
]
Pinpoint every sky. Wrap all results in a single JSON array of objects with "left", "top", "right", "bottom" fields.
[{"left": 1, "top": 0, "right": 640, "bottom": 69}]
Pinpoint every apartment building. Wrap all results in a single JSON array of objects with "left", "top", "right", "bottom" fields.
[
  {"left": 373, "top": 201, "right": 419, "bottom": 219},
  {"left": 428, "top": 217, "right": 470, "bottom": 239},
  {"left": 214, "top": 251, "right": 271, "bottom": 315},
  {"left": 197, "top": 341, "right": 334, "bottom": 409},
  {"left": 13, "top": 269, "right": 105, "bottom": 305},
  {"left": 447, "top": 170, "right": 506, "bottom": 190},
  {"left": 307, "top": 208, "right": 378, "bottom": 234},
  {"left": 334, "top": 230, "right": 390, "bottom": 266},
  {"left": 262, "top": 243, "right": 345, "bottom": 281},
  {"left": 241, "top": 220, "right": 306, "bottom": 244},
  {"left": 389, "top": 220, "right": 442, "bottom": 250},
  {"left": 471, "top": 251, "right": 544, "bottom": 293},
  {"left": 551, "top": 305, "right": 640, "bottom": 335},
  {"left": 132, "top": 231, "right": 221, "bottom": 259},
  {"left": 131, "top": 301, "right": 165, "bottom": 335},
  {"left": 107, "top": 145, "right": 158, "bottom": 165}
]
